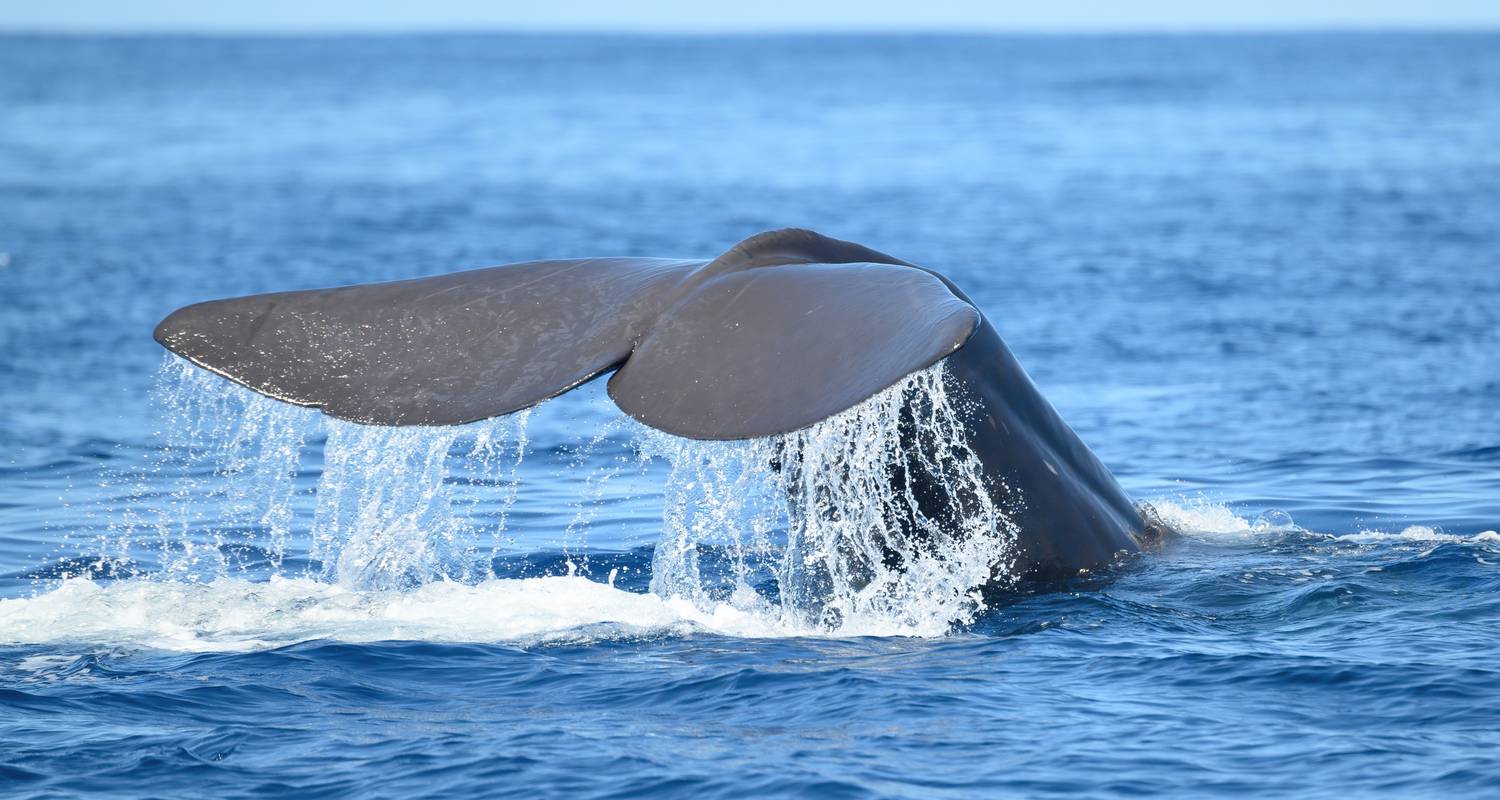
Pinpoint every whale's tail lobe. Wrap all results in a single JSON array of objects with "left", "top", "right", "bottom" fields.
[
  {"left": 153, "top": 230, "right": 980, "bottom": 440},
  {"left": 154, "top": 256, "right": 705, "bottom": 427}
]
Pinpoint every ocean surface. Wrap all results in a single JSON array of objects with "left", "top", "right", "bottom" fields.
[{"left": 3, "top": 33, "right": 1499, "bottom": 797}]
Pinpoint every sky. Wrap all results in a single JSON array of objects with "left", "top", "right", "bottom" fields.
[{"left": 2, "top": 0, "right": 1499, "bottom": 33}]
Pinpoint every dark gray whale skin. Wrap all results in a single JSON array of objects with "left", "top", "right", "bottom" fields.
[
  {"left": 155, "top": 229, "right": 1147, "bottom": 579},
  {"left": 941, "top": 317, "right": 1146, "bottom": 578}
]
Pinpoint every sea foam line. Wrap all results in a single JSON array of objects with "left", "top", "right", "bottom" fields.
[{"left": 0, "top": 575, "right": 795, "bottom": 652}]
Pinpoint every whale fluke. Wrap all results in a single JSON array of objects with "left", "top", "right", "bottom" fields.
[
  {"left": 153, "top": 229, "right": 1153, "bottom": 579},
  {"left": 153, "top": 230, "right": 979, "bottom": 436}
]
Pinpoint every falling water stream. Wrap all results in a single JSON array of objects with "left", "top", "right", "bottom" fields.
[
  {"left": 640, "top": 365, "right": 1019, "bottom": 635},
  {"left": 47, "top": 357, "right": 1024, "bottom": 643}
]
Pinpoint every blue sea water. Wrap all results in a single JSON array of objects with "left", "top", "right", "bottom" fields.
[{"left": 3, "top": 32, "right": 1500, "bottom": 797}]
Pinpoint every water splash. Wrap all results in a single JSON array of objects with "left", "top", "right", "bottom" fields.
[
  {"left": 102, "top": 358, "right": 320, "bottom": 579},
  {"left": 89, "top": 358, "right": 1019, "bottom": 636},
  {"left": 97, "top": 357, "right": 532, "bottom": 588},
  {"left": 309, "top": 416, "right": 528, "bottom": 589},
  {"left": 640, "top": 364, "right": 1020, "bottom": 636},
  {"left": 1144, "top": 496, "right": 1302, "bottom": 539}
]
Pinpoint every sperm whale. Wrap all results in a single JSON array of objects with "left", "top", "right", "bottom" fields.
[{"left": 154, "top": 228, "right": 1154, "bottom": 580}]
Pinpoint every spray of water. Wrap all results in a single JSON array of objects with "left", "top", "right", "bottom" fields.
[
  {"left": 89, "top": 357, "right": 1019, "bottom": 636},
  {"left": 309, "top": 417, "right": 529, "bottom": 589},
  {"left": 639, "top": 364, "right": 1020, "bottom": 635},
  {"left": 103, "top": 357, "right": 530, "bottom": 588}
]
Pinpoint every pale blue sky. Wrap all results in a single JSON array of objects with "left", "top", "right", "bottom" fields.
[{"left": 3, "top": 0, "right": 1499, "bottom": 32}]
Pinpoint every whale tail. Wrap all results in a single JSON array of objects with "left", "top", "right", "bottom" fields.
[{"left": 154, "top": 230, "right": 979, "bottom": 439}]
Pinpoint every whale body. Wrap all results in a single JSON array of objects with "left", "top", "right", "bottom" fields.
[{"left": 155, "top": 229, "right": 1153, "bottom": 580}]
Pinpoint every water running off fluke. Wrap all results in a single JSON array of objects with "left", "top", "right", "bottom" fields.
[
  {"left": 89, "top": 357, "right": 1021, "bottom": 636},
  {"left": 96, "top": 357, "right": 531, "bottom": 590},
  {"left": 639, "top": 365, "right": 1019, "bottom": 635}
]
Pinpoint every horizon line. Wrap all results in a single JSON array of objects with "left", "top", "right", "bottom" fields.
[{"left": 4, "top": 22, "right": 1499, "bottom": 37}]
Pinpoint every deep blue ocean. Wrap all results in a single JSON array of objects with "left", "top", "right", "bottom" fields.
[{"left": 3, "top": 33, "right": 1500, "bottom": 797}]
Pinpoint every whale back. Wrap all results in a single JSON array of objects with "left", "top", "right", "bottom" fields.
[{"left": 153, "top": 230, "right": 979, "bottom": 437}]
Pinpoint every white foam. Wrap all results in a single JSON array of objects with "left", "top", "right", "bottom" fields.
[
  {"left": 1334, "top": 527, "right": 1500, "bottom": 545},
  {"left": 1148, "top": 498, "right": 1500, "bottom": 550},
  {"left": 0, "top": 575, "right": 811, "bottom": 652},
  {"left": 1147, "top": 497, "right": 1295, "bottom": 537}
]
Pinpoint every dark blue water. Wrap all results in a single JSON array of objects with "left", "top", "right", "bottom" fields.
[{"left": 4, "top": 33, "right": 1500, "bottom": 797}]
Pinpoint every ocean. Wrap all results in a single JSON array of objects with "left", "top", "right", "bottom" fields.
[{"left": 2, "top": 32, "right": 1499, "bottom": 797}]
